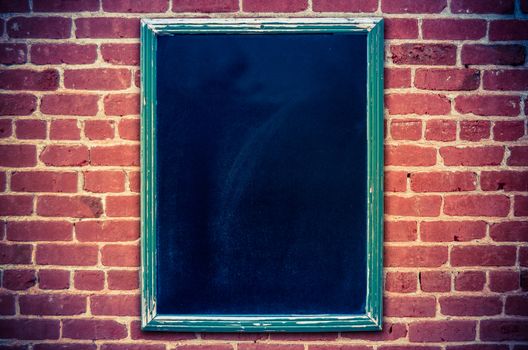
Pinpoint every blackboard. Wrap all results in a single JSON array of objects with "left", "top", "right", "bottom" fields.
[{"left": 141, "top": 18, "right": 384, "bottom": 332}]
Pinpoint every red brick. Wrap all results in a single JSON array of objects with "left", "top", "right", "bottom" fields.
[
  {"left": 31, "top": 44, "right": 97, "bottom": 64},
  {"left": 421, "top": 221, "right": 485, "bottom": 242},
  {"left": 0, "top": 94, "right": 36, "bottom": 116},
  {"left": 482, "top": 171, "right": 528, "bottom": 192},
  {"left": 33, "top": 0, "right": 99, "bottom": 11},
  {"left": 0, "top": 69, "right": 58, "bottom": 91},
  {"left": 385, "top": 145, "right": 437, "bottom": 166},
  {"left": 239, "top": 346, "right": 299, "bottom": 350},
  {"left": 505, "top": 295, "right": 528, "bottom": 316},
  {"left": 385, "top": 246, "right": 447, "bottom": 267},
  {"left": 101, "top": 244, "right": 139, "bottom": 267},
  {"left": 444, "top": 195, "right": 509, "bottom": 217},
  {"left": 491, "top": 221, "right": 528, "bottom": 242},
  {"left": 448, "top": 345, "right": 509, "bottom": 350},
  {"left": 41, "top": 94, "right": 99, "bottom": 116},
  {"left": 7, "top": 17, "right": 71, "bottom": 39},
  {"left": 201, "top": 333, "right": 267, "bottom": 342},
  {"left": 390, "top": 44, "right": 456, "bottom": 66},
  {"left": 118, "top": 119, "right": 140, "bottom": 140},
  {"left": 382, "top": 0, "right": 446, "bottom": 13},
  {"left": 101, "top": 346, "right": 165, "bottom": 350},
  {"left": 489, "top": 270, "right": 519, "bottom": 292},
  {"left": 0, "top": 0, "right": 29, "bottom": 12},
  {"left": 76, "top": 220, "right": 139, "bottom": 242},
  {"left": 341, "top": 322, "right": 407, "bottom": 341},
  {"left": 493, "top": 121, "right": 524, "bottom": 141},
  {"left": 386, "top": 94, "right": 450, "bottom": 115},
  {"left": 420, "top": 271, "right": 450, "bottom": 292},
  {"left": 0, "top": 293, "right": 16, "bottom": 315},
  {"left": 441, "top": 146, "right": 504, "bottom": 166},
  {"left": 84, "top": 120, "right": 114, "bottom": 140},
  {"left": 106, "top": 195, "right": 139, "bottom": 217},
  {"left": 0, "top": 243, "right": 32, "bottom": 264},
  {"left": 74, "top": 270, "right": 104, "bottom": 291},
  {"left": 101, "top": 44, "right": 139, "bottom": 66},
  {"left": 415, "top": 69, "right": 479, "bottom": 91},
  {"left": 409, "top": 321, "right": 476, "bottom": 342},
  {"left": 75, "top": 18, "right": 140, "bottom": 38},
  {"left": 425, "top": 120, "right": 456, "bottom": 142},
  {"left": 456, "top": 95, "right": 520, "bottom": 116},
  {"left": 313, "top": 0, "right": 377, "bottom": 12},
  {"left": 490, "top": 20, "right": 528, "bottom": 41},
  {"left": 38, "top": 269, "right": 70, "bottom": 290},
  {"left": 484, "top": 70, "right": 528, "bottom": 91},
  {"left": 34, "top": 345, "right": 96, "bottom": 350},
  {"left": 459, "top": 121, "right": 490, "bottom": 142},
  {"left": 243, "top": 0, "right": 307, "bottom": 12},
  {"left": 40, "top": 145, "right": 89, "bottom": 166},
  {"left": 411, "top": 172, "right": 475, "bottom": 192},
  {"left": 514, "top": 196, "right": 528, "bottom": 216},
  {"left": 103, "top": 0, "right": 168, "bottom": 12},
  {"left": 0, "top": 145, "right": 32, "bottom": 168},
  {"left": 509, "top": 146, "right": 528, "bottom": 166},
  {"left": 84, "top": 171, "right": 125, "bottom": 193},
  {"left": 0, "top": 120, "right": 12, "bottom": 138},
  {"left": 384, "top": 296, "right": 436, "bottom": 317},
  {"left": 385, "top": 68, "right": 411, "bottom": 88},
  {"left": 451, "top": 0, "right": 514, "bottom": 13},
  {"left": 50, "top": 119, "right": 81, "bottom": 140},
  {"left": 62, "top": 319, "right": 127, "bottom": 340},
  {"left": 423, "top": 19, "right": 486, "bottom": 40},
  {"left": 37, "top": 195, "right": 102, "bottom": 218},
  {"left": 0, "top": 319, "right": 59, "bottom": 340},
  {"left": 385, "top": 272, "right": 417, "bottom": 293},
  {"left": 0, "top": 44, "right": 26, "bottom": 64},
  {"left": 440, "top": 296, "right": 501, "bottom": 316},
  {"left": 480, "top": 320, "right": 528, "bottom": 341},
  {"left": 7, "top": 220, "right": 72, "bottom": 241},
  {"left": 462, "top": 45, "right": 525, "bottom": 66},
  {"left": 390, "top": 119, "right": 421, "bottom": 140},
  {"left": 19, "top": 294, "right": 85, "bottom": 315},
  {"left": 91, "top": 145, "right": 139, "bottom": 166},
  {"left": 129, "top": 171, "right": 140, "bottom": 192},
  {"left": 2, "top": 269, "right": 35, "bottom": 290},
  {"left": 451, "top": 246, "right": 516, "bottom": 266},
  {"left": 0, "top": 195, "right": 33, "bottom": 216},
  {"left": 0, "top": 171, "right": 5, "bottom": 190},
  {"left": 521, "top": 247, "right": 528, "bottom": 266},
  {"left": 385, "top": 171, "right": 407, "bottom": 192},
  {"left": 65, "top": 69, "right": 130, "bottom": 90},
  {"left": 384, "top": 220, "right": 417, "bottom": 241},
  {"left": 11, "top": 171, "right": 77, "bottom": 193},
  {"left": 384, "top": 18, "right": 418, "bottom": 39},
  {"left": 36, "top": 244, "right": 98, "bottom": 266},
  {"left": 15, "top": 119, "right": 46, "bottom": 139},
  {"left": 130, "top": 320, "right": 195, "bottom": 340},
  {"left": 454, "top": 271, "right": 486, "bottom": 291},
  {"left": 172, "top": 0, "right": 238, "bottom": 12},
  {"left": 91, "top": 294, "right": 140, "bottom": 316},
  {"left": 108, "top": 269, "right": 139, "bottom": 290},
  {"left": 385, "top": 195, "right": 441, "bottom": 217}
]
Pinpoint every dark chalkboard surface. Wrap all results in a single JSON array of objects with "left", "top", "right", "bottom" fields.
[{"left": 141, "top": 18, "right": 384, "bottom": 332}]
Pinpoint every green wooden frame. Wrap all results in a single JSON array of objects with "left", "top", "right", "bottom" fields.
[{"left": 141, "top": 18, "right": 384, "bottom": 332}]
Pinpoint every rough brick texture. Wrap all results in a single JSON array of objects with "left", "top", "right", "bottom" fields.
[{"left": 0, "top": 1, "right": 526, "bottom": 348}]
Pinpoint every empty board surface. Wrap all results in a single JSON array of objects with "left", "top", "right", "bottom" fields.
[{"left": 155, "top": 32, "right": 368, "bottom": 315}]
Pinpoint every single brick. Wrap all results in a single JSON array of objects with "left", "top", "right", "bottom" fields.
[
  {"left": 84, "top": 120, "right": 115, "bottom": 140},
  {"left": 31, "top": 44, "right": 97, "bottom": 64},
  {"left": 76, "top": 220, "right": 139, "bottom": 242},
  {"left": 462, "top": 44, "right": 525, "bottom": 66},
  {"left": 440, "top": 146, "right": 504, "bottom": 166},
  {"left": 101, "top": 244, "right": 139, "bottom": 267},
  {"left": 0, "top": 69, "right": 58, "bottom": 91},
  {"left": 420, "top": 221, "right": 486, "bottom": 242},
  {"left": 108, "top": 269, "right": 139, "bottom": 290},
  {"left": 101, "top": 44, "right": 139, "bottom": 65},
  {"left": 390, "top": 119, "right": 421, "bottom": 140},
  {"left": 508, "top": 146, "right": 528, "bottom": 166},
  {"left": 455, "top": 271, "right": 486, "bottom": 291},
  {"left": 385, "top": 68, "right": 411, "bottom": 88},
  {"left": 102, "top": 0, "right": 168, "bottom": 12},
  {"left": 84, "top": 171, "right": 126, "bottom": 193},
  {"left": 0, "top": 294, "right": 16, "bottom": 315},
  {"left": 15, "top": 119, "right": 46, "bottom": 139},
  {"left": 104, "top": 93, "right": 140, "bottom": 116},
  {"left": 489, "top": 270, "right": 519, "bottom": 292},
  {"left": 385, "top": 195, "right": 442, "bottom": 217},
  {"left": 313, "top": 0, "right": 377, "bottom": 12},
  {"left": 0, "top": 195, "right": 33, "bottom": 216},
  {"left": 415, "top": 69, "right": 480, "bottom": 91},
  {"left": 41, "top": 94, "right": 99, "bottom": 116},
  {"left": 0, "top": 145, "right": 36, "bottom": 167},
  {"left": 484, "top": 70, "right": 528, "bottom": 91},
  {"left": 19, "top": 294, "right": 86, "bottom": 315},
  {"left": 505, "top": 295, "right": 528, "bottom": 316},
  {"left": 90, "top": 294, "right": 140, "bottom": 316},
  {"left": 106, "top": 195, "right": 140, "bottom": 217},
  {"left": 173, "top": 0, "right": 238, "bottom": 12},
  {"left": 36, "top": 244, "right": 98, "bottom": 266},
  {"left": 2, "top": 269, "right": 36, "bottom": 290},
  {"left": 37, "top": 195, "right": 103, "bottom": 218},
  {"left": 118, "top": 119, "right": 140, "bottom": 140},
  {"left": 62, "top": 319, "right": 127, "bottom": 340},
  {"left": 425, "top": 120, "right": 456, "bottom": 142},
  {"left": 481, "top": 171, "right": 528, "bottom": 192},
  {"left": 11, "top": 171, "right": 77, "bottom": 193},
  {"left": 422, "top": 19, "right": 487, "bottom": 40},
  {"left": 38, "top": 269, "right": 70, "bottom": 290},
  {"left": 385, "top": 145, "right": 437, "bottom": 166},
  {"left": 451, "top": 0, "right": 514, "bottom": 13},
  {"left": 444, "top": 195, "right": 510, "bottom": 217},
  {"left": 409, "top": 321, "right": 476, "bottom": 342},
  {"left": 33, "top": 0, "right": 99, "bottom": 11},
  {"left": 75, "top": 18, "right": 140, "bottom": 38},
  {"left": 0, "top": 94, "right": 36, "bottom": 116},
  {"left": 460, "top": 120, "right": 490, "bottom": 141},
  {"left": 0, "top": 243, "right": 32, "bottom": 264},
  {"left": 390, "top": 44, "right": 456, "bottom": 65},
  {"left": 490, "top": 221, "right": 528, "bottom": 242},
  {"left": 480, "top": 320, "right": 528, "bottom": 341},
  {"left": 50, "top": 119, "right": 81, "bottom": 140},
  {"left": 7, "top": 220, "right": 73, "bottom": 241},
  {"left": 130, "top": 320, "right": 195, "bottom": 340},
  {"left": 0, "top": 43, "right": 27, "bottom": 64},
  {"left": 91, "top": 145, "right": 139, "bottom": 166},
  {"left": 384, "top": 18, "right": 418, "bottom": 39},
  {"left": 384, "top": 246, "right": 448, "bottom": 267},
  {"left": 440, "top": 296, "right": 502, "bottom": 316},
  {"left": 40, "top": 145, "right": 89, "bottom": 167},
  {"left": 0, "top": 319, "right": 59, "bottom": 340},
  {"left": 490, "top": 20, "right": 528, "bottom": 41},
  {"left": 493, "top": 121, "right": 524, "bottom": 141},
  {"left": 384, "top": 220, "right": 417, "bottom": 242},
  {"left": 411, "top": 172, "right": 476, "bottom": 192},
  {"left": 385, "top": 272, "right": 417, "bottom": 293},
  {"left": 385, "top": 171, "right": 407, "bottom": 192},
  {"left": 386, "top": 94, "right": 451, "bottom": 115},
  {"left": 7, "top": 17, "right": 71, "bottom": 39},
  {"left": 243, "top": 0, "right": 307, "bottom": 12},
  {"left": 382, "top": 0, "right": 446, "bottom": 13},
  {"left": 385, "top": 296, "right": 436, "bottom": 317},
  {"left": 0, "top": 120, "right": 12, "bottom": 138},
  {"left": 451, "top": 246, "right": 517, "bottom": 266},
  {"left": 0, "top": 0, "right": 30, "bottom": 12},
  {"left": 128, "top": 171, "right": 140, "bottom": 192},
  {"left": 455, "top": 95, "right": 520, "bottom": 116},
  {"left": 65, "top": 69, "right": 131, "bottom": 90},
  {"left": 74, "top": 270, "right": 104, "bottom": 291},
  {"left": 514, "top": 196, "right": 528, "bottom": 216},
  {"left": 420, "top": 271, "right": 451, "bottom": 292}
]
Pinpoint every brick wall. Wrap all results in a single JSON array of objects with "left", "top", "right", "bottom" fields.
[{"left": 0, "top": 0, "right": 527, "bottom": 348}]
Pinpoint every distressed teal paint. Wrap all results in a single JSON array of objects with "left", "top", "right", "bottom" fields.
[{"left": 141, "top": 18, "right": 384, "bottom": 332}]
